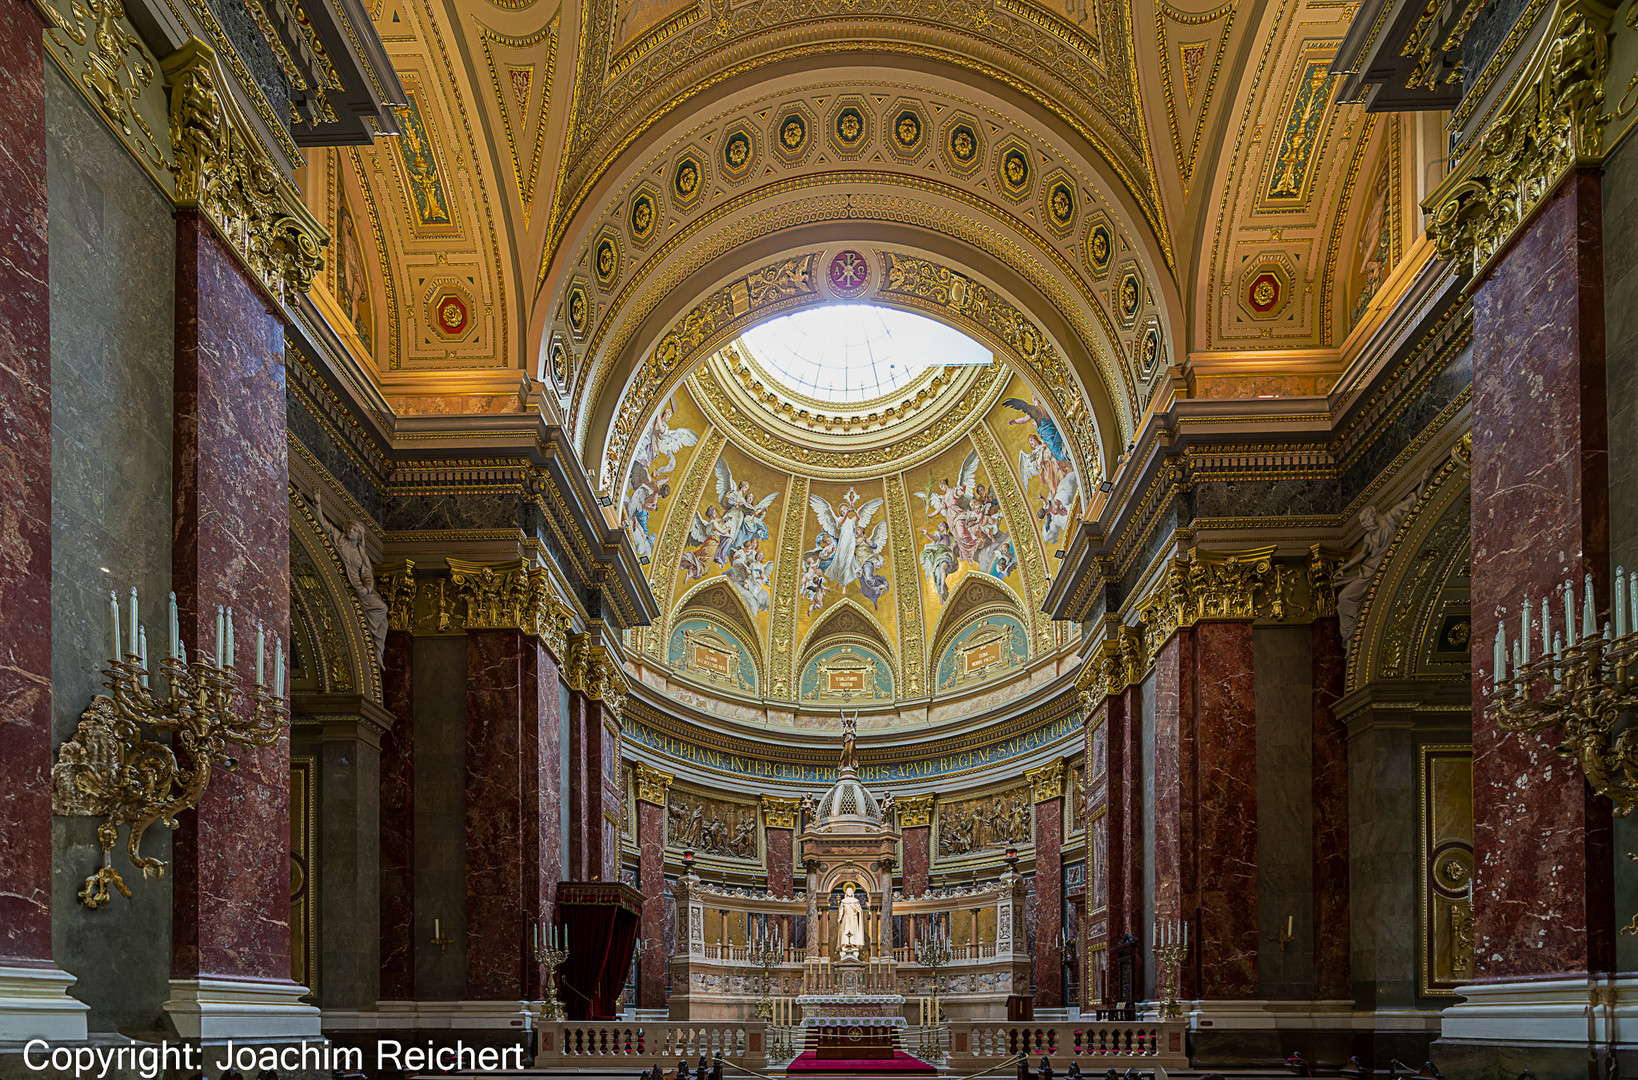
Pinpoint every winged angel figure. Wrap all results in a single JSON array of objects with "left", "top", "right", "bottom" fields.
[
  {"left": 1006, "top": 395, "right": 1080, "bottom": 546},
  {"left": 680, "top": 458, "right": 778, "bottom": 614},
  {"left": 914, "top": 450, "right": 1015, "bottom": 601},
  {"left": 624, "top": 398, "right": 699, "bottom": 559},
  {"left": 805, "top": 489, "right": 890, "bottom": 612}
]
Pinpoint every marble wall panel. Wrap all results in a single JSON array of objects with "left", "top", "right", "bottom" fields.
[
  {"left": 638, "top": 800, "right": 665, "bottom": 1008},
  {"left": 413, "top": 635, "right": 466, "bottom": 999},
  {"left": 1139, "top": 671, "right": 1156, "bottom": 1001},
  {"left": 314, "top": 725, "right": 380, "bottom": 1009},
  {"left": 1470, "top": 174, "right": 1614, "bottom": 979},
  {"left": 1347, "top": 716, "right": 1419, "bottom": 1007},
  {"left": 902, "top": 826, "right": 930, "bottom": 897},
  {"left": 168, "top": 213, "right": 291, "bottom": 983},
  {"left": 380, "top": 629, "right": 415, "bottom": 999},
  {"left": 1032, "top": 798, "right": 1063, "bottom": 1006},
  {"left": 1151, "top": 633, "right": 1191, "bottom": 996},
  {"left": 1195, "top": 622, "right": 1258, "bottom": 998},
  {"left": 43, "top": 65, "right": 177, "bottom": 1034},
  {"left": 766, "top": 827, "right": 793, "bottom": 898},
  {"left": 1254, "top": 625, "right": 1313, "bottom": 1000},
  {"left": 1310, "top": 618, "right": 1350, "bottom": 1000}
]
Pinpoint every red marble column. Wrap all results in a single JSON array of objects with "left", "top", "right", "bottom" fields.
[
  {"left": 766, "top": 828, "right": 794, "bottom": 899},
  {"left": 1152, "top": 624, "right": 1259, "bottom": 1000},
  {"left": 1470, "top": 172, "right": 1614, "bottom": 980},
  {"left": 169, "top": 213, "right": 296, "bottom": 992},
  {"left": 379, "top": 627, "right": 415, "bottom": 1000},
  {"left": 464, "top": 629, "right": 561, "bottom": 999},
  {"left": 636, "top": 794, "right": 666, "bottom": 1009},
  {"left": 1031, "top": 784, "right": 1064, "bottom": 1008},
  {"left": 1112, "top": 681, "right": 1143, "bottom": 1003},
  {"left": 1310, "top": 617, "right": 1350, "bottom": 1000},
  {"left": 902, "top": 826, "right": 930, "bottom": 898},
  {"left": 569, "top": 692, "right": 592, "bottom": 881},
  {"left": 0, "top": 0, "right": 52, "bottom": 971},
  {"left": 569, "top": 691, "right": 623, "bottom": 882}
]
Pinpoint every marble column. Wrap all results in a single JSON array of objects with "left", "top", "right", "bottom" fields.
[
  {"left": 805, "top": 862, "right": 820, "bottom": 958},
  {"left": 464, "top": 628, "right": 561, "bottom": 1001},
  {"left": 1153, "top": 624, "right": 1259, "bottom": 1001},
  {"left": 380, "top": 627, "right": 415, "bottom": 1001},
  {"left": 0, "top": 0, "right": 86, "bottom": 1042},
  {"left": 1027, "top": 760, "right": 1065, "bottom": 1009},
  {"left": 901, "top": 823, "right": 931, "bottom": 899},
  {"left": 635, "top": 763, "right": 673, "bottom": 1010},
  {"left": 1468, "top": 173, "right": 1614, "bottom": 982},
  {"left": 166, "top": 212, "right": 314, "bottom": 1040},
  {"left": 1310, "top": 617, "right": 1350, "bottom": 1001},
  {"left": 762, "top": 796, "right": 799, "bottom": 900}
]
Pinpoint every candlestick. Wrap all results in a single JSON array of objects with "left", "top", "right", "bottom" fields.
[
  {"left": 214, "top": 606, "right": 224, "bottom": 668},
  {"left": 110, "top": 590, "right": 121, "bottom": 662},
  {"left": 225, "top": 607, "right": 235, "bottom": 669},
  {"left": 168, "top": 591, "right": 179, "bottom": 660},
  {"left": 128, "top": 587, "right": 139, "bottom": 658},
  {"left": 256, "top": 622, "right": 265, "bottom": 687}
]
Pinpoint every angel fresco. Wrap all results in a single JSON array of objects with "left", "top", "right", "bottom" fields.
[
  {"left": 806, "top": 489, "right": 890, "bottom": 610},
  {"left": 623, "top": 397, "right": 699, "bottom": 558},
  {"left": 1007, "top": 395, "right": 1081, "bottom": 547},
  {"left": 915, "top": 451, "right": 1015, "bottom": 601},
  {"left": 680, "top": 458, "right": 779, "bottom": 613}
]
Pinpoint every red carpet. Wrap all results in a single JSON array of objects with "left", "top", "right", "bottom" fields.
[{"left": 785, "top": 1051, "right": 938, "bottom": 1076}]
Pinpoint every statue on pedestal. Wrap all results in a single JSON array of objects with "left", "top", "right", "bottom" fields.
[{"left": 837, "top": 882, "right": 865, "bottom": 960}]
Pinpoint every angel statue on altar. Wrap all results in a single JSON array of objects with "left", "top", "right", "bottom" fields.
[{"left": 837, "top": 883, "right": 866, "bottom": 961}]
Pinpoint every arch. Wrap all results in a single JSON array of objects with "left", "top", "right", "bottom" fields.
[
  {"left": 931, "top": 612, "right": 1031, "bottom": 696},
  {"left": 926, "top": 573, "right": 1031, "bottom": 666},
  {"left": 676, "top": 579, "right": 764, "bottom": 665},
  {"left": 1346, "top": 456, "right": 1472, "bottom": 694},
  {"left": 667, "top": 616, "right": 762, "bottom": 696},
  {"left": 798, "top": 598, "right": 897, "bottom": 670},
  {"left": 288, "top": 490, "right": 382, "bottom": 706}
]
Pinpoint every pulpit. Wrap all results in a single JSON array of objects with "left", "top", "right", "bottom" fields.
[{"left": 556, "top": 881, "right": 643, "bottom": 1019}]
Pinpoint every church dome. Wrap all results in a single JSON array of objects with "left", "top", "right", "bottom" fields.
[{"left": 813, "top": 768, "right": 882, "bottom": 828}]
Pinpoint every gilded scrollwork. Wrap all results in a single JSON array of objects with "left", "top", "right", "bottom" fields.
[
  {"left": 43, "top": 0, "right": 169, "bottom": 169},
  {"left": 897, "top": 793, "right": 935, "bottom": 827},
  {"left": 375, "top": 559, "right": 418, "bottom": 632},
  {"left": 884, "top": 474, "right": 926, "bottom": 697},
  {"left": 635, "top": 761, "right": 675, "bottom": 805}
]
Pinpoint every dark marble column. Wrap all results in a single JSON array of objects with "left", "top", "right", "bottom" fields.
[
  {"left": 568, "top": 689, "right": 623, "bottom": 882},
  {"left": 900, "top": 796, "right": 933, "bottom": 899},
  {"left": 1153, "top": 625, "right": 1259, "bottom": 1001},
  {"left": 1310, "top": 617, "right": 1350, "bottom": 1000},
  {"left": 464, "top": 629, "right": 560, "bottom": 1000},
  {"left": 762, "top": 795, "right": 798, "bottom": 901},
  {"left": 1470, "top": 173, "right": 1614, "bottom": 981},
  {"left": 1028, "top": 762, "right": 1065, "bottom": 1009},
  {"left": 380, "top": 627, "right": 415, "bottom": 1000},
  {"left": 166, "top": 213, "right": 310, "bottom": 1036},
  {"left": 635, "top": 765, "right": 671, "bottom": 1010},
  {"left": 568, "top": 691, "right": 592, "bottom": 881}
]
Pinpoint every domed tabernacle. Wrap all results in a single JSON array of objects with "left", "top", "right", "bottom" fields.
[{"left": 812, "top": 772, "right": 882, "bottom": 828}]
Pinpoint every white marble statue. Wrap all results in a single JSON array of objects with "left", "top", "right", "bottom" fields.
[
  {"left": 836, "top": 882, "right": 866, "bottom": 961},
  {"left": 1333, "top": 470, "right": 1429, "bottom": 649},
  {"left": 312, "top": 489, "right": 389, "bottom": 668}
]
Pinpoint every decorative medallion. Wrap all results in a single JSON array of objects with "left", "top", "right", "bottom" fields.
[
  {"left": 548, "top": 336, "right": 571, "bottom": 390},
  {"left": 565, "top": 281, "right": 589, "bottom": 338},
  {"left": 722, "top": 123, "right": 757, "bottom": 181},
  {"left": 628, "top": 186, "right": 659, "bottom": 246},
  {"left": 1137, "top": 319, "right": 1162, "bottom": 379},
  {"left": 772, "top": 105, "right": 816, "bottom": 164},
  {"left": 997, "top": 139, "right": 1032, "bottom": 201},
  {"left": 433, "top": 292, "right": 469, "bottom": 336},
  {"left": 594, "top": 233, "right": 621, "bottom": 290},
  {"left": 941, "top": 116, "right": 983, "bottom": 177},
  {"left": 1044, "top": 174, "right": 1076, "bottom": 236},
  {"left": 888, "top": 103, "right": 926, "bottom": 158},
  {"left": 671, "top": 150, "right": 706, "bottom": 210},
  {"left": 828, "top": 250, "right": 871, "bottom": 296},
  {"left": 1247, "top": 270, "right": 1281, "bottom": 315},
  {"left": 829, "top": 100, "right": 870, "bottom": 157},
  {"left": 1085, "top": 218, "right": 1114, "bottom": 278},
  {"left": 1116, "top": 267, "right": 1142, "bottom": 327}
]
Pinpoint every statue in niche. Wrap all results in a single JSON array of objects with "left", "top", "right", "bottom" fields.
[
  {"left": 1332, "top": 469, "right": 1430, "bottom": 648},
  {"left": 311, "top": 489, "right": 388, "bottom": 667},
  {"left": 836, "top": 882, "right": 866, "bottom": 960}
]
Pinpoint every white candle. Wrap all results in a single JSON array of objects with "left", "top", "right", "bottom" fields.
[
  {"left": 178, "top": 639, "right": 188, "bottom": 667},
  {"left": 1493, "top": 625, "right": 1505, "bottom": 685},
  {"left": 225, "top": 607, "right": 235, "bottom": 669},
  {"left": 128, "top": 587, "right": 139, "bottom": 657},
  {"left": 110, "top": 590, "right": 121, "bottom": 662},
  {"left": 256, "top": 622, "right": 265, "bottom": 686},
  {"left": 1618, "top": 570, "right": 1627, "bottom": 638},
  {"left": 1542, "top": 597, "right": 1552, "bottom": 656},
  {"left": 435, "top": 917, "right": 441, "bottom": 938},
  {"left": 1565, "top": 581, "right": 1577, "bottom": 646},
  {"left": 1181, "top": 919, "right": 1187, "bottom": 948},
  {"left": 1286, "top": 914, "right": 1293, "bottom": 937},
  {"left": 1630, "top": 569, "right": 1638, "bottom": 640},
  {"left": 215, "top": 606, "right": 224, "bottom": 667},
  {"left": 1521, "top": 600, "right": 1531, "bottom": 665},
  {"left": 139, "top": 626, "right": 149, "bottom": 687},
  {"left": 274, "top": 638, "right": 285, "bottom": 697},
  {"left": 1583, "top": 572, "right": 1597, "bottom": 641},
  {"left": 168, "top": 591, "right": 179, "bottom": 659}
]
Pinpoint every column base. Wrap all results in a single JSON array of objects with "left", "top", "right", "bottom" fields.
[
  {"left": 0, "top": 964, "right": 89, "bottom": 1043},
  {"left": 1433, "top": 976, "right": 1638, "bottom": 1078},
  {"left": 1163, "top": 1001, "right": 1437, "bottom": 1068},
  {"left": 162, "top": 977, "right": 322, "bottom": 1042},
  {"left": 322, "top": 1001, "right": 534, "bottom": 1031}
]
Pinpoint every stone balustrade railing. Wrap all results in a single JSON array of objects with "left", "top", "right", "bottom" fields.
[
  {"left": 534, "top": 1022, "right": 770, "bottom": 1069},
  {"left": 946, "top": 1022, "right": 1189, "bottom": 1068}
]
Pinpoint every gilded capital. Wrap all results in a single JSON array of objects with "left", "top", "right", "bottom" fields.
[
  {"left": 896, "top": 793, "right": 935, "bottom": 828},
  {"left": 635, "top": 762, "right": 674, "bottom": 806},
  {"left": 1025, "top": 760, "right": 1066, "bottom": 803},
  {"left": 761, "top": 795, "right": 801, "bottom": 829},
  {"left": 375, "top": 559, "right": 416, "bottom": 632},
  {"left": 567, "top": 631, "right": 631, "bottom": 720}
]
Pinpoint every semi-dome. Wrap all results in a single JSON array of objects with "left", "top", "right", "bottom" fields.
[{"left": 813, "top": 770, "right": 882, "bottom": 829}]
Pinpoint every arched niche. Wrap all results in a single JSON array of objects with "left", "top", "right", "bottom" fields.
[{"left": 288, "top": 490, "right": 382, "bottom": 706}]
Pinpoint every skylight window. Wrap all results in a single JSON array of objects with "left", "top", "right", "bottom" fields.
[{"left": 737, "top": 304, "right": 991, "bottom": 405}]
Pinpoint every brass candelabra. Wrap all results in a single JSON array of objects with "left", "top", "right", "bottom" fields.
[
  {"left": 749, "top": 928, "right": 784, "bottom": 1020},
  {"left": 52, "top": 591, "right": 288, "bottom": 908},
  {"left": 1151, "top": 919, "right": 1187, "bottom": 1020},
  {"left": 1487, "top": 570, "right": 1638, "bottom": 816},
  {"left": 533, "top": 922, "right": 569, "bottom": 1022},
  {"left": 914, "top": 926, "right": 952, "bottom": 1023}
]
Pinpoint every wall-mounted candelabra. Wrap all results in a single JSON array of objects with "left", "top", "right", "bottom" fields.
[
  {"left": 749, "top": 926, "right": 784, "bottom": 1020},
  {"left": 1487, "top": 569, "right": 1638, "bottom": 816},
  {"left": 1272, "top": 915, "right": 1295, "bottom": 952},
  {"left": 1151, "top": 918, "right": 1187, "bottom": 1019},
  {"left": 52, "top": 588, "right": 288, "bottom": 908},
  {"left": 533, "top": 921, "right": 569, "bottom": 1021},
  {"left": 914, "top": 924, "right": 952, "bottom": 1026}
]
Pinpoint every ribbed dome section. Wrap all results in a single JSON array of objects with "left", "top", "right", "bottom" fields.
[{"left": 814, "top": 770, "right": 881, "bottom": 827}]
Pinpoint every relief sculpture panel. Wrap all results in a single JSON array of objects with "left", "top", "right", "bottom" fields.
[
  {"left": 667, "top": 787, "right": 759, "bottom": 860},
  {"left": 936, "top": 784, "right": 1032, "bottom": 858}
]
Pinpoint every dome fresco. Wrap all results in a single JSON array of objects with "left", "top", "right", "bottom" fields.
[{"left": 621, "top": 315, "right": 1086, "bottom": 709}]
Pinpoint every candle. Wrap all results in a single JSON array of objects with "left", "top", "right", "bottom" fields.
[
  {"left": 435, "top": 917, "right": 441, "bottom": 938},
  {"left": 1630, "top": 569, "right": 1638, "bottom": 641},
  {"left": 178, "top": 639, "right": 188, "bottom": 667},
  {"left": 226, "top": 607, "right": 235, "bottom": 669},
  {"left": 1493, "top": 625, "right": 1505, "bottom": 686},
  {"left": 168, "top": 591, "right": 179, "bottom": 659},
  {"left": 110, "top": 590, "right": 121, "bottom": 663},
  {"left": 1286, "top": 914, "right": 1293, "bottom": 937},
  {"left": 139, "top": 626, "right": 149, "bottom": 687},
  {"left": 1521, "top": 599, "right": 1531, "bottom": 665},
  {"left": 1181, "top": 919, "right": 1187, "bottom": 948},
  {"left": 1542, "top": 597, "right": 1552, "bottom": 657},
  {"left": 1565, "top": 581, "right": 1576, "bottom": 646},
  {"left": 215, "top": 606, "right": 225, "bottom": 667},
  {"left": 1583, "top": 573, "right": 1597, "bottom": 641},
  {"left": 274, "top": 638, "right": 284, "bottom": 697},
  {"left": 128, "top": 587, "right": 139, "bottom": 658},
  {"left": 1619, "top": 570, "right": 1628, "bottom": 639},
  {"left": 256, "top": 621, "right": 265, "bottom": 686}
]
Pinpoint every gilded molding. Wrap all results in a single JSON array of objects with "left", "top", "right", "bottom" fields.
[
  {"left": 635, "top": 761, "right": 675, "bottom": 806},
  {"left": 375, "top": 559, "right": 416, "bottom": 632},
  {"left": 567, "top": 630, "right": 631, "bottom": 719},
  {"left": 897, "top": 793, "right": 935, "bottom": 827},
  {"left": 884, "top": 474, "right": 926, "bottom": 697},
  {"left": 761, "top": 794, "right": 801, "bottom": 828},
  {"left": 1133, "top": 546, "right": 1335, "bottom": 666},
  {"left": 162, "top": 40, "right": 327, "bottom": 301},
  {"left": 1024, "top": 759, "right": 1066, "bottom": 802},
  {"left": 443, "top": 556, "right": 573, "bottom": 658},
  {"left": 1424, "top": 0, "right": 1611, "bottom": 282}
]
